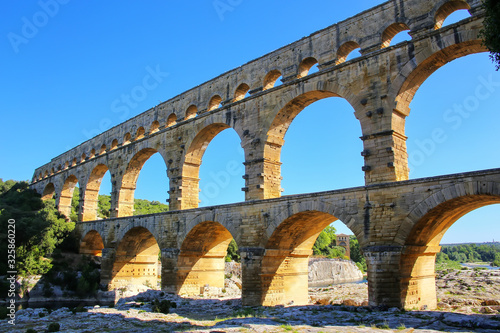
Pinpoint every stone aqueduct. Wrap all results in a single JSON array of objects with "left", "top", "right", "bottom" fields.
[{"left": 30, "top": 0, "right": 500, "bottom": 309}]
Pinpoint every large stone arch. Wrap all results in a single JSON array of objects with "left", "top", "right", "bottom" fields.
[
  {"left": 80, "top": 230, "right": 104, "bottom": 256},
  {"left": 398, "top": 181, "right": 500, "bottom": 309},
  {"left": 59, "top": 174, "right": 79, "bottom": 220},
  {"left": 176, "top": 221, "right": 234, "bottom": 295},
  {"left": 116, "top": 147, "right": 168, "bottom": 217},
  {"left": 386, "top": 25, "right": 486, "bottom": 183},
  {"left": 41, "top": 182, "right": 56, "bottom": 200},
  {"left": 81, "top": 164, "right": 109, "bottom": 221},
  {"left": 392, "top": 40, "right": 486, "bottom": 116},
  {"left": 260, "top": 81, "right": 360, "bottom": 200},
  {"left": 260, "top": 203, "right": 363, "bottom": 306},
  {"left": 179, "top": 123, "right": 244, "bottom": 209},
  {"left": 110, "top": 226, "right": 160, "bottom": 289}
]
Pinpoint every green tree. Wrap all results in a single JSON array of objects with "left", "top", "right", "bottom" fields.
[
  {"left": 0, "top": 179, "right": 75, "bottom": 276},
  {"left": 312, "top": 225, "right": 336, "bottom": 256},
  {"left": 134, "top": 199, "right": 169, "bottom": 215},
  {"left": 480, "top": 0, "right": 500, "bottom": 70},
  {"left": 225, "top": 239, "right": 240, "bottom": 262},
  {"left": 349, "top": 235, "right": 367, "bottom": 272}
]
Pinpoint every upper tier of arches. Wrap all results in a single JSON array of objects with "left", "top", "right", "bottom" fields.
[{"left": 32, "top": 0, "right": 480, "bottom": 182}]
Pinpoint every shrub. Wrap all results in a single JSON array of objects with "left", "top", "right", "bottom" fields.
[
  {"left": 152, "top": 299, "right": 177, "bottom": 314},
  {"left": 47, "top": 322, "right": 60, "bottom": 332}
]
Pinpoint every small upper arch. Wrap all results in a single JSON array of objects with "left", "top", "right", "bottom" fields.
[
  {"left": 207, "top": 95, "right": 223, "bottom": 112},
  {"left": 150, "top": 120, "right": 160, "bottom": 134},
  {"left": 186, "top": 105, "right": 198, "bottom": 120},
  {"left": 99, "top": 144, "right": 107, "bottom": 155},
  {"left": 135, "top": 126, "right": 145, "bottom": 140},
  {"left": 42, "top": 182, "right": 56, "bottom": 200},
  {"left": 298, "top": 57, "right": 318, "bottom": 78},
  {"left": 336, "top": 41, "right": 361, "bottom": 65},
  {"left": 111, "top": 139, "right": 119, "bottom": 150},
  {"left": 381, "top": 22, "right": 411, "bottom": 48},
  {"left": 434, "top": 0, "right": 471, "bottom": 30},
  {"left": 263, "top": 69, "right": 282, "bottom": 90},
  {"left": 233, "top": 83, "right": 250, "bottom": 102},
  {"left": 123, "top": 132, "right": 131, "bottom": 145},
  {"left": 167, "top": 113, "right": 177, "bottom": 127}
]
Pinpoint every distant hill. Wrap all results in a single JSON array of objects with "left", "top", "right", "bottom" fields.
[{"left": 440, "top": 241, "right": 500, "bottom": 247}]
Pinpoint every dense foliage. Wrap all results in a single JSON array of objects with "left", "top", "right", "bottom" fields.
[
  {"left": 225, "top": 239, "right": 240, "bottom": 262},
  {"left": 480, "top": 0, "right": 500, "bottom": 70},
  {"left": 436, "top": 243, "right": 500, "bottom": 267},
  {"left": 349, "top": 235, "right": 367, "bottom": 272},
  {"left": 311, "top": 225, "right": 367, "bottom": 272},
  {"left": 0, "top": 179, "right": 75, "bottom": 276}
]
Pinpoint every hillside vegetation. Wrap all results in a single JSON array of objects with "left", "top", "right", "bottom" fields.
[{"left": 0, "top": 179, "right": 168, "bottom": 277}]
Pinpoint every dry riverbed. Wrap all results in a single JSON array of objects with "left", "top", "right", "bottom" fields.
[{"left": 2, "top": 268, "right": 500, "bottom": 333}]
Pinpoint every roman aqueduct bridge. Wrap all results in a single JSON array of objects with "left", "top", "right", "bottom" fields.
[{"left": 30, "top": 0, "right": 500, "bottom": 309}]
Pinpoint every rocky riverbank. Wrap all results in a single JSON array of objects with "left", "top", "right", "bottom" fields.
[{"left": 2, "top": 268, "right": 500, "bottom": 332}]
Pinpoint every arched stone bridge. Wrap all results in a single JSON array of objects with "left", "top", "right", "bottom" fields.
[{"left": 30, "top": 0, "right": 498, "bottom": 309}]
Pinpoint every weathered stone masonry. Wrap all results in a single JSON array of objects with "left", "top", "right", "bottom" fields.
[{"left": 30, "top": 0, "right": 499, "bottom": 309}]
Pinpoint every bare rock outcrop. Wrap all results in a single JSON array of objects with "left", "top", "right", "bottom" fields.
[{"left": 308, "top": 258, "right": 363, "bottom": 287}]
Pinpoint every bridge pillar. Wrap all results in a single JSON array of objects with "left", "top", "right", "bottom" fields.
[
  {"left": 400, "top": 245, "right": 441, "bottom": 310},
  {"left": 80, "top": 187, "right": 99, "bottom": 221},
  {"left": 100, "top": 248, "right": 117, "bottom": 288},
  {"left": 364, "top": 246, "right": 403, "bottom": 308},
  {"left": 244, "top": 141, "right": 283, "bottom": 201},
  {"left": 260, "top": 249, "right": 312, "bottom": 306},
  {"left": 361, "top": 129, "right": 409, "bottom": 184},
  {"left": 240, "top": 247, "right": 265, "bottom": 306},
  {"left": 160, "top": 248, "right": 180, "bottom": 293}
]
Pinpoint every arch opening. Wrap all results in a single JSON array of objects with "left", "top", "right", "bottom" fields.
[
  {"left": 59, "top": 175, "right": 79, "bottom": 220},
  {"left": 262, "top": 211, "right": 366, "bottom": 306},
  {"left": 110, "top": 227, "right": 160, "bottom": 289},
  {"left": 150, "top": 120, "right": 160, "bottom": 134},
  {"left": 82, "top": 164, "right": 110, "bottom": 221},
  {"left": 167, "top": 113, "right": 177, "bottom": 127},
  {"left": 336, "top": 41, "right": 361, "bottom": 65},
  {"left": 234, "top": 83, "right": 250, "bottom": 102},
  {"left": 266, "top": 91, "right": 363, "bottom": 198},
  {"left": 198, "top": 128, "right": 245, "bottom": 207},
  {"left": 434, "top": 1, "right": 471, "bottom": 30},
  {"left": 111, "top": 139, "right": 118, "bottom": 150},
  {"left": 42, "top": 183, "right": 55, "bottom": 200},
  {"left": 133, "top": 152, "right": 170, "bottom": 215},
  {"left": 382, "top": 22, "right": 411, "bottom": 48},
  {"left": 263, "top": 70, "right": 283, "bottom": 90},
  {"left": 400, "top": 195, "right": 500, "bottom": 310},
  {"left": 123, "top": 132, "right": 131, "bottom": 145},
  {"left": 135, "top": 126, "right": 145, "bottom": 140},
  {"left": 180, "top": 123, "right": 244, "bottom": 209},
  {"left": 186, "top": 105, "right": 198, "bottom": 120},
  {"left": 298, "top": 57, "right": 319, "bottom": 78},
  {"left": 207, "top": 95, "right": 223, "bottom": 113},
  {"left": 177, "top": 221, "right": 234, "bottom": 296},
  {"left": 117, "top": 148, "right": 168, "bottom": 217},
  {"left": 399, "top": 49, "right": 499, "bottom": 179},
  {"left": 80, "top": 230, "right": 104, "bottom": 257}
]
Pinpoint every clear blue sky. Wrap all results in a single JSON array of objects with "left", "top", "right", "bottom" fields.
[{"left": 1, "top": 1, "right": 499, "bottom": 243}]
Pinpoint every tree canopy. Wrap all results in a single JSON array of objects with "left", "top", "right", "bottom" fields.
[
  {"left": 0, "top": 179, "right": 74, "bottom": 276},
  {"left": 480, "top": 0, "right": 500, "bottom": 70}
]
